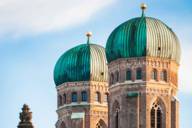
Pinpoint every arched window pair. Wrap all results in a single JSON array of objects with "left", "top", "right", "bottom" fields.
[
  {"left": 151, "top": 69, "right": 167, "bottom": 82},
  {"left": 110, "top": 71, "right": 119, "bottom": 84},
  {"left": 71, "top": 91, "right": 88, "bottom": 103},
  {"left": 126, "top": 68, "right": 142, "bottom": 81},
  {"left": 95, "top": 92, "right": 108, "bottom": 103}
]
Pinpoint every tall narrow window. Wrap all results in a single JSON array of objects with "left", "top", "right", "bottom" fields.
[
  {"left": 115, "top": 71, "right": 119, "bottom": 83},
  {"left": 157, "top": 108, "right": 162, "bottom": 128},
  {"left": 136, "top": 68, "right": 142, "bottom": 80},
  {"left": 115, "top": 109, "right": 119, "bottom": 128},
  {"left": 81, "top": 91, "right": 87, "bottom": 102},
  {"left": 104, "top": 93, "right": 108, "bottom": 103},
  {"left": 58, "top": 95, "right": 62, "bottom": 106},
  {"left": 110, "top": 73, "right": 114, "bottom": 84},
  {"left": 113, "top": 101, "right": 120, "bottom": 128},
  {"left": 151, "top": 69, "right": 158, "bottom": 80},
  {"left": 151, "top": 107, "right": 155, "bottom": 128},
  {"left": 150, "top": 101, "right": 163, "bottom": 128},
  {"left": 95, "top": 92, "right": 101, "bottom": 103},
  {"left": 126, "top": 69, "right": 132, "bottom": 80},
  {"left": 63, "top": 94, "right": 66, "bottom": 104},
  {"left": 71, "top": 92, "right": 77, "bottom": 102},
  {"left": 161, "top": 70, "right": 167, "bottom": 82}
]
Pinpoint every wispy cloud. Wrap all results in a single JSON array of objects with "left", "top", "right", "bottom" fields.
[{"left": 0, "top": 0, "right": 115, "bottom": 37}]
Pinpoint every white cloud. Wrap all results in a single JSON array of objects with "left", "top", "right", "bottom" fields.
[{"left": 0, "top": 0, "right": 115, "bottom": 37}]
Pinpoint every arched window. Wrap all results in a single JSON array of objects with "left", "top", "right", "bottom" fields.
[
  {"left": 113, "top": 101, "right": 120, "bottom": 128},
  {"left": 115, "top": 71, "right": 119, "bottom": 83},
  {"left": 63, "top": 94, "right": 66, "bottom": 104},
  {"left": 81, "top": 91, "right": 87, "bottom": 102},
  {"left": 126, "top": 69, "right": 132, "bottom": 80},
  {"left": 150, "top": 99, "right": 164, "bottom": 128},
  {"left": 104, "top": 93, "right": 108, "bottom": 103},
  {"left": 161, "top": 70, "right": 167, "bottom": 82},
  {"left": 71, "top": 92, "right": 77, "bottom": 102},
  {"left": 95, "top": 92, "right": 101, "bottom": 103},
  {"left": 151, "top": 69, "right": 158, "bottom": 80},
  {"left": 58, "top": 95, "right": 62, "bottom": 106},
  {"left": 96, "top": 119, "right": 107, "bottom": 128},
  {"left": 136, "top": 68, "right": 142, "bottom": 80},
  {"left": 110, "top": 73, "right": 114, "bottom": 85}
]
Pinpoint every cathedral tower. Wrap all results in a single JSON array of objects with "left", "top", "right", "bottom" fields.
[
  {"left": 105, "top": 4, "right": 181, "bottom": 128},
  {"left": 18, "top": 104, "right": 34, "bottom": 128},
  {"left": 54, "top": 33, "right": 108, "bottom": 128}
]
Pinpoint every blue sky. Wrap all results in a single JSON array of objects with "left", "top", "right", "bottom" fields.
[{"left": 0, "top": 0, "right": 191, "bottom": 128}]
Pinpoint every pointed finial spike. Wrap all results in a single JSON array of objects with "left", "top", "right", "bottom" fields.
[
  {"left": 140, "top": 3, "right": 147, "bottom": 17},
  {"left": 86, "top": 32, "right": 92, "bottom": 44}
]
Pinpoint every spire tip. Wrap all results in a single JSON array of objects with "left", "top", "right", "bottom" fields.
[{"left": 140, "top": 3, "right": 147, "bottom": 17}]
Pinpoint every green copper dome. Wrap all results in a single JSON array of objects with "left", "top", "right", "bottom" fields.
[
  {"left": 54, "top": 42, "right": 108, "bottom": 86},
  {"left": 106, "top": 15, "right": 181, "bottom": 64}
]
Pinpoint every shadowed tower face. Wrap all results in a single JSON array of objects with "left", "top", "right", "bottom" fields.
[
  {"left": 54, "top": 33, "right": 108, "bottom": 128},
  {"left": 105, "top": 4, "right": 181, "bottom": 128}
]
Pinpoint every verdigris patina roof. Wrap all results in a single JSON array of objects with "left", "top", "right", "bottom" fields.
[
  {"left": 54, "top": 34, "right": 108, "bottom": 86},
  {"left": 105, "top": 8, "right": 181, "bottom": 64}
]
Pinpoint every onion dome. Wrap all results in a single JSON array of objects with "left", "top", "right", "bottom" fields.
[
  {"left": 105, "top": 3, "right": 181, "bottom": 64},
  {"left": 54, "top": 32, "right": 108, "bottom": 86}
]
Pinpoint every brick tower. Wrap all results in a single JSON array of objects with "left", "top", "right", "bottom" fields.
[
  {"left": 105, "top": 4, "right": 181, "bottom": 128},
  {"left": 54, "top": 33, "right": 108, "bottom": 128}
]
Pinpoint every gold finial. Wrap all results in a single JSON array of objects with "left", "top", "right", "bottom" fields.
[
  {"left": 140, "top": 3, "right": 147, "bottom": 17},
  {"left": 86, "top": 32, "right": 92, "bottom": 37},
  {"left": 86, "top": 32, "right": 92, "bottom": 44}
]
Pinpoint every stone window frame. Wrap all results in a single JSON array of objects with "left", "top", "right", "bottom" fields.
[
  {"left": 110, "top": 73, "right": 114, "bottom": 85},
  {"left": 150, "top": 98, "right": 166, "bottom": 128},
  {"left": 71, "top": 92, "right": 78, "bottom": 103},
  {"left": 81, "top": 91, "right": 88, "bottom": 102},
  {"left": 95, "top": 91, "right": 101, "bottom": 103},
  {"left": 63, "top": 93, "right": 66, "bottom": 104},
  {"left": 115, "top": 71, "right": 119, "bottom": 83},
  {"left": 160, "top": 69, "right": 167, "bottom": 82},
  {"left": 58, "top": 95, "right": 63, "bottom": 106},
  {"left": 136, "top": 67, "right": 142, "bottom": 80},
  {"left": 112, "top": 100, "right": 120, "bottom": 128},
  {"left": 126, "top": 69, "right": 132, "bottom": 81},
  {"left": 151, "top": 68, "right": 158, "bottom": 81},
  {"left": 104, "top": 93, "right": 109, "bottom": 103}
]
